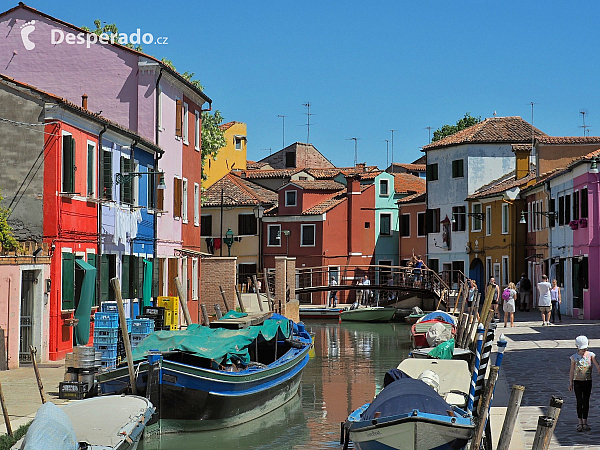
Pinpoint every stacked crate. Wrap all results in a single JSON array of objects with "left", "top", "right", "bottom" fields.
[
  {"left": 60, "top": 346, "right": 100, "bottom": 399},
  {"left": 94, "top": 310, "right": 119, "bottom": 369},
  {"left": 130, "top": 318, "right": 154, "bottom": 349},
  {"left": 157, "top": 296, "right": 179, "bottom": 330},
  {"left": 140, "top": 306, "right": 167, "bottom": 330}
]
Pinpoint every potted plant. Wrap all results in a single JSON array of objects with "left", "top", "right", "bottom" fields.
[
  {"left": 569, "top": 220, "right": 579, "bottom": 230},
  {"left": 579, "top": 218, "right": 588, "bottom": 228}
]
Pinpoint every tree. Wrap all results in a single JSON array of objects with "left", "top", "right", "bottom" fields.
[
  {"left": 0, "top": 189, "right": 18, "bottom": 252},
  {"left": 432, "top": 113, "right": 481, "bottom": 142},
  {"left": 82, "top": 19, "right": 143, "bottom": 51}
]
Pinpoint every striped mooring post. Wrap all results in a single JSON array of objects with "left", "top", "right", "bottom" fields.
[
  {"left": 472, "top": 323, "right": 496, "bottom": 413},
  {"left": 467, "top": 324, "right": 485, "bottom": 413}
]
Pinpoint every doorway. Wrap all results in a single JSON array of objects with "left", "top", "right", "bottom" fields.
[
  {"left": 19, "top": 271, "right": 36, "bottom": 363},
  {"left": 469, "top": 258, "right": 484, "bottom": 294}
]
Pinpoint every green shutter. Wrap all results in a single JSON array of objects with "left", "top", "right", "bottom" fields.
[
  {"left": 62, "top": 135, "right": 75, "bottom": 193},
  {"left": 130, "top": 256, "right": 144, "bottom": 298},
  {"left": 61, "top": 252, "right": 75, "bottom": 310},
  {"left": 102, "top": 150, "right": 113, "bottom": 200},
  {"left": 87, "top": 144, "right": 94, "bottom": 196},
  {"left": 122, "top": 255, "right": 131, "bottom": 298},
  {"left": 88, "top": 253, "right": 98, "bottom": 306},
  {"left": 152, "top": 257, "right": 160, "bottom": 297},
  {"left": 120, "top": 156, "right": 133, "bottom": 204},
  {"left": 100, "top": 254, "right": 109, "bottom": 302}
]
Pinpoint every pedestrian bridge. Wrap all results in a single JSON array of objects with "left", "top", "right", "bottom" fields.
[{"left": 294, "top": 265, "right": 458, "bottom": 307}]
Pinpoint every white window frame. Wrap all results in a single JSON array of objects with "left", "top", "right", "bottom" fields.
[
  {"left": 86, "top": 140, "right": 96, "bottom": 197},
  {"left": 380, "top": 212, "right": 393, "bottom": 236},
  {"left": 285, "top": 190, "right": 297, "bottom": 207},
  {"left": 417, "top": 212, "right": 426, "bottom": 237},
  {"left": 267, "top": 224, "right": 281, "bottom": 247},
  {"left": 486, "top": 206, "right": 492, "bottom": 236},
  {"left": 545, "top": 198, "right": 549, "bottom": 229},
  {"left": 132, "top": 162, "right": 139, "bottom": 207},
  {"left": 194, "top": 183, "right": 199, "bottom": 226},
  {"left": 539, "top": 200, "right": 543, "bottom": 230},
  {"left": 501, "top": 255, "right": 509, "bottom": 287},
  {"left": 192, "top": 258, "right": 199, "bottom": 300},
  {"left": 61, "top": 130, "right": 73, "bottom": 193},
  {"left": 181, "top": 257, "right": 187, "bottom": 302},
  {"left": 486, "top": 256, "right": 492, "bottom": 281},
  {"left": 379, "top": 179, "right": 389, "bottom": 196},
  {"left": 194, "top": 111, "right": 200, "bottom": 151},
  {"left": 182, "top": 177, "right": 188, "bottom": 223},
  {"left": 493, "top": 262, "right": 501, "bottom": 282},
  {"left": 300, "top": 224, "right": 316, "bottom": 247},
  {"left": 527, "top": 202, "right": 532, "bottom": 233},
  {"left": 182, "top": 102, "right": 189, "bottom": 145},
  {"left": 401, "top": 213, "right": 411, "bottom": 238},
  {"left": 472, "top": 203, "right": 482, "bottom": 232},
  {"left": 235, "top": 136, "right": 244, "bottom": 150},
  {"left": 501, "top": 203, "right": 509, "bottom": 234}
]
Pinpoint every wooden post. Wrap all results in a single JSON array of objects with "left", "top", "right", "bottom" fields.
[
  {"left": 531, "top": 416, "right": 554, "bottom": 450},
  {"left": 263, "top": 272, "right": 275, "bottom": 312},
  {"left": 200, "top": 304, "right": 210, "bottom": 326},
  {"left": 470, "top": 365, "right": 499, "bottom": 450},
  {"left": 497, "top": 385, "right": 525, "bottom": 450},
  {"left": 235, "top": 285, "right": 246, "bottom": 313},
  {"left": 479, "top": 284, "right": 496, "bottom": 326},
  {"left": 252, "top": 275, "right": 264, "bottom": 312},
  {"left": 174, "top": 277, "right": 192, "bottom": 326},
  {"left": 0, "top": 380, "right": 12, "bottom": 437},
  {"left": 463, "top": 292, "right": 481, "bottom": 348},
  {"left": 29, "top": 346, "right": 47, "bottom": 404},
  {"left": 219, "top": 286, "right": 231, "bottom": 312},
  {"left": 214, "top": 304, "right": 223, "bottom": 319},
  {"left": 110, "top": 277, "right": 137, "bottom": 396},
  {"left": 453, "top": 282, "right": 464, "bottom": 315},
  {"left": 545, "top": 396, "right": 563, "bottom": 448}
]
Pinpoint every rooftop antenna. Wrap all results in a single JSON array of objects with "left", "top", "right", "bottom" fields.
[
  {"left": 384, "top": 139, "right": 389, "bottom": 167},
  {"left": 529, "top": 101, "right": 538, "bottom": 170},
  {"left": 425, "top": 126, "right": 433, "bottom": 144},
  {"left": 302, "top": 102, "right": 315, "bottom": 143},
  {"left": 346, "top": 137, "right": 359, "bottom": 166},
  {"left": 390, "top": 129, "right": 398, "bottom": 163},
  {"left": 277, "top": 115, "right": 286, "bottom": 148},
  {"left": 580, "top": 109, "right": 590, "bottom": 137}
]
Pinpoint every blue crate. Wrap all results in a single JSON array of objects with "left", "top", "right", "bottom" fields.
[
  {"left": 131, "top": 319, "right": 154, "bottom": 335},
  {"left": 101, "top": 302, "right": 118, "bottom": 313},
  {"left": 94, "top": 327, "right": 119, "bottom": 339},
  {"left": 94, "top": 343, "right": 117, "bottom": 360},
  {"left": 125, "top": 318, "right": 132, "bottom": 333},
  {"left": 93, "top": 334, "right": 118, "bottom": 345},
  {"left": 94, "top": 312, "right": 118, "bottom": 328},
  {"left": 130, "top": 334, "right": 148, "bottom": 344},
  {"left": 100, "top": 357, "right": 116, "bottom": 370}
]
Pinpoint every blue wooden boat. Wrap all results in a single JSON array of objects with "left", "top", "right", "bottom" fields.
[
  {"left": 96, "top": 313, "right": 312, "bottom": 434},
  {"left": 343, "top": 359, "right": 474, "bottom": 450}
]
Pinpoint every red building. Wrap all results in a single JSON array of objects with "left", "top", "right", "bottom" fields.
[{"left": 263, "top": 175, "right": 375, "bottom": 304}]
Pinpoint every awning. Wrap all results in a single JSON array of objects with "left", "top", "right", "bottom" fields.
[{"left": 74, "top": 259, "right": 97, "bottom": 346}]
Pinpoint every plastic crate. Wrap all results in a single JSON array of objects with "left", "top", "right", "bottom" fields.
[
  {"left": 125, "top": 318, "right": 132, "bottom": 333},
  {"left": 94, "top": 312, "right": 118, "bottom": 328},
  {"left": 94, "top": 343, "right": 117, "bottom": 360},
  {"left": 94, "top": 327, "right": 119, "bottom": 339},
  {"left": 100, "top": 357, "right": 116, "bottom": 370},
  {"left": 59, "top": 381, "right": 89, "bottom": 400},
  {"left": 131, "top": 319, "right": 154, "bottom": 335},
  {"left": 93, "top": 333, "right": 118, "bottom": 345},
  {"left": 101, "top": 302, "right": 118, "bottom": 313},
  {"left": 143, "top": 306, "right": 165, "bottom": 318}
]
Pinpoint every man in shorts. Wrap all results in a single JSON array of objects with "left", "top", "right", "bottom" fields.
[
  {"left": 537, "top": 274, "right": 553, "bottom": 326},
  {"left": 488, "top": 277, "right": 500, "bottom": 320}
]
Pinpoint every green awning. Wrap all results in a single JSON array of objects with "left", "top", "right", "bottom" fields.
[
  {"left": 142, "top": 259, "right": 152, "bottom": 310},
  {"left": 74, "top": 259, "right": 97, "bottom": 346}
]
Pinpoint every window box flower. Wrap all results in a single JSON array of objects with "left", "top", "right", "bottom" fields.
[
  {"left": 579, "top": 218, "right": 588, "bottom": 228},
  {"left": 569, "top": 220, "right": 579, "bottom": 230}
]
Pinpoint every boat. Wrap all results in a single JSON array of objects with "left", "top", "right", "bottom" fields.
[
  {"left": 404, "top": 312, "right": 426, "bottom": 324},
  {"left": 409, "top": 346, "right": 473, "bottom": 363},
  {"left": 340, "top": 305, "right": 396, "bottom": 322},
  {"left": 299, "top": 306, "right": 346, "bottom": 320},
  {"left": 411, "top": 311, "right": 456, "bottom": 348},
  {"left": 343, "top": 359, "right": 474, "bottom": 450},
  {"left": 97, "top": 313, "right": 312, "bottom": 434},
  {"left": 13, "top": 395, "right": 153, "bottom": 450}
]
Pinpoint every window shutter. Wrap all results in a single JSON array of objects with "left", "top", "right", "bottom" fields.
[
  {"left": 100, "top": 254, "right": 109, "bottom": 302},
  {"left": 62, "top": 135, "right": 75, "bottom": 193},
  {"left": 134, "top": 256, "right": 144, "bottom": 298},
  {"left": 425, "top": 209, "right": 433, "bottom": 234},
  {"left": 122, "top": 255, "right": 131, "bottom": 298},
  {"left": 174, "top": 177, "right": 182, "bottom": 218},
  {"left": 87, "top": 144, "right": 94, "bottom": 196},
  {"left": 120, "top": 157, "right": 133, "bottom": 204},
  {"left": 175, "top": 100, "right": 183, "bottom": 138},
  {"left": 168, "top": 258, "right": 179, "bottom": 296},
  {"left": 61, "top": 252, "right": 75, "bottom": 310},
  {"left": 158, "top": 258, "right": 165, "bottom": 297},
  {"left": 157, "top": 187, "right": 164, "bottom": 211},
  {"left": 152, "top": 258, "right": 160, "bottom": 297},
  {"left": 88, "top": 253, "right": 98, "bottom": 306},
  {"left": 102, "top": 150, "right": 113, "bottom": 200}
]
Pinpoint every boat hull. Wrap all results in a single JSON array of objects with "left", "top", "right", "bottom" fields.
[
  {"left": 341, "top": 307, "right": 396, "bottom": 322},
  {"left": 299, "top": 307, "right": 344, "bottom": 320}
]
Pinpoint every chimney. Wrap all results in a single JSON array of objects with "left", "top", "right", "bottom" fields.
[
  {"left": 345, "top": 174, "right": 362, "bottom": 255},
  {"left": 82, "top": 94, "right": 88, "bottom": 110},
  {"left": 356, "top": 162, "right": 366, "bottom": 172},
  {"left": 512, "top": 144, "right": 530, "bottom": 180}
]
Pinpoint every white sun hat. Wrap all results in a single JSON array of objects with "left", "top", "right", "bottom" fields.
[{"left": 576, "top": 335, "right": 589, "bottom": 350}]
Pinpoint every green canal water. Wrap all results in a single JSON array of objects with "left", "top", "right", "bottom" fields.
[{"left": 140, "top": 321, "right": 413, "bottom": 449}]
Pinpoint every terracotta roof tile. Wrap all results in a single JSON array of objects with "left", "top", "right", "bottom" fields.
[
  {"left": 284, "top": 180, "right": 345, "bottom": 191},
  {"left": 245, "top": 161, "right": 270, "bottom": 170},
  {"left": 423, "top": 117, "right": 547, "bottom": 151},
  {"left": 390, "top": 163, "right": 426, "bottom": 172},
  {"left": 393, "top": 173, "right": 426, "bottom": 194},
  {"left": 306, "top": 166, "right": 379, "bottom": 179},
  {"left": 467, "top": 171, "right": 535, "bottom": 200},
  {"left": 398, "top": 192, "right": 426, "bottom": 203},
  {"left": 203, "top": 173, "right": 278, "bottom": 206},
  {"left": 302, "top": 193, "right": 346, "bottom": 215},
  {"left": 219, "top": 121, "right": 237, "bottom": 131},
  {"left": 241, "top": 168, "right": 303, "bottom": 179},
  {"left": 536, "top": 136, "right": 600, "bottom": 145},
  {"left": 358, "top": 171, "right": 383, "bottom": 180}
]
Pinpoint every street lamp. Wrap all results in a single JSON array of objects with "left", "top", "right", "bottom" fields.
[
  {"left": 519, "top": 210, "right": 557, "bottom": 224},
  {"left": 223, "top": 228, "right": 234, "bottom": 256},
  {"left": 115, "top": 171, "right": 166, "bottom": 189},
  {"left": 253, "top": 204, "right": 265, "bottom": 271},
  {"left": 589, "top": 156, "right": 599, "bottom": 174}
]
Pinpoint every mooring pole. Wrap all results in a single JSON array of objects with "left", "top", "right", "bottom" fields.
[
  {"left": 0, "top": 380, "right": 12, "bottom": 437},
  {"left": 200, "top": 304, "right": 210, "bottom": 326},
  {"left": 174, "top": 277, "right": 192, "bottom": 326},
  {"left": 467, "top": 324, "right": 485, "bottom": 414},
  {"left": 29, "top": 346, "right": 47, "bottom": 404},
  {"left": 545, "top": 396, "right": 563, "bottom": 448},
  {"left": 470, "top": 366, "right": 499, "bottom": 450},
  {"left": 235, "top": 285, "right": 246, "bottom": 313},
  {"left": 111, "top": 277, "right": 138, "bottom": 396},
  {"left": 252, "top": 275, "right": 264, "bottom": 312},
  {"left": 497, "top": 385, "right": 525, "bottom": 450},
  {"left": 219, "top": 285, "right": 231, "bottom": 312},
  {"left": 531, "top": 416, "right": 554, "bottom": 450}
]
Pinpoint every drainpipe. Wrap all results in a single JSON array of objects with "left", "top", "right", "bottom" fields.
[
  {"left": 97, "top": 124, "right": 107, "bottom": 308},
  {"left": 153, "top": 68, "right": 163, "bottom": 272}
]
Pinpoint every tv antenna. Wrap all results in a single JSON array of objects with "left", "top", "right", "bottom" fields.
[
  {"left": 302, "top": 102, "right": 315, "bottom": 143},
  {"left": 346, "top": 137, "right": 360, "bottom": 166},
  {"left": 277, "top": 115, "right": 286, "bottom": 148},
  {"left": 425, "top": 126, "right": 433, "bottom": 143},
  {"left": 528, "top": 101, "right": 538, "bottom": 152},
  {"left": 580, "top": 109, "right": 590, "bottom": 136},
  {"left": 390, "top": 129, "right": 398, "bottom": 163}
]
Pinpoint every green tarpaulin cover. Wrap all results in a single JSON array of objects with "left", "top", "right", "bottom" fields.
[
  {"left": 142, "top": 260, "right": 152, "bottom": 310},
  {"left": 221, "top": 310, "right": 248, "bottom": 320},
  {"left": 131, "top": 318, "right": 292, "bottom": 365},
  {"left": 74, "top": 259, "right": 96, "bottom": 346},
  {"left": 428, "top": 338, "right": 455, "bottom": 360}
]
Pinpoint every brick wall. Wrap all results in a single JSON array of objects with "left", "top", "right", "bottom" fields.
[{"left": 200, "top": 257, "right": 237, "bottom": 314}]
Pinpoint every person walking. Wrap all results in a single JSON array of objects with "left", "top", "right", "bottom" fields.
[
  {"left": 537, "top": 274, "right": 552, "bottom": 326},
  {"left": 568, "top": 335, "right": 600, "bottom": 432},
  {"left": 551, "top": 279, "right": 562, "bottom": 323},
  {"left": 517, "top": 273, "right": 532, "bottom": 312},
  {"left": 502, "top": 282, "right": 517, "bottom": 327},
  {"left": 355, "top": 277, "right": 364, "bottom": 305},
  {"left": 329, "top": 277, "right": 338, "bottom": 308},
  {"left": 488, "top": 277, "right": 500, "bottom": 320}
]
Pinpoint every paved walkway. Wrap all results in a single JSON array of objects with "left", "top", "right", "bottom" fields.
[{"left": 488, "top": 309, "right": 600, "bottom": 449}]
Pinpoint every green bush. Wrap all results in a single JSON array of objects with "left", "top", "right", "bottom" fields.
[{"left": 0, "top": 421, "right": 32, "bottom": 450}]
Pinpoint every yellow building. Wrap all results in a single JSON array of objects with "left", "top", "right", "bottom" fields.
[
  {"left": 203, "top": 121, "right": 247, "bottom": 189},
  {"left": 200, "top": 172, "right": 277, "bottom": 284}
]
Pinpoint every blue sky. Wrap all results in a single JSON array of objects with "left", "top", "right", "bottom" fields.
[{"left": 29, "top": 1, "right": 600, "bottom": 168}]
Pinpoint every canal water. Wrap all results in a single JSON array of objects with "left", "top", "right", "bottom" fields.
[{"left": 141, "top": 321, "right": 413, "bottom": 449}]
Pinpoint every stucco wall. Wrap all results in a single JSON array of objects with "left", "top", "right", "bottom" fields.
[{"left": 204, "top": 122, "right": 247, "bottom": 189}]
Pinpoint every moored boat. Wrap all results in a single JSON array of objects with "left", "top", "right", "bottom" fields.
[
  {"left": 97, "top": 313, "right": 312, "bottom": 434},
  {"left": 341, "top": 306, "right": 396, "bottom": 323},
  {"left": 299, "top": 306, "right": 346, "bottom": 320},
  {"left": 343, "top": 359, "right": 474, "bottom": 450},
  {"left": 409, "top": 346, "right": 473, "bottom": 363},
  {"left": 411, "top": 311, "right": 456, "bottom": 348}
]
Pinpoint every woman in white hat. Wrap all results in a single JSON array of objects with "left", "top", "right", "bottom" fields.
[{"left": 569, "top": 335, "right": 600, "bottom": 431}]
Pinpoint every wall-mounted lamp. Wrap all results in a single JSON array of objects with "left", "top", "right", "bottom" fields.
[
  {"left": 519, "top": 210, "right": 557, "bottom": 224},
  {"left": 115, "top": 171, "right": 166, "bottom": 189},
  {"left": 451, "top": 212, "right": 485, "bottom": 223},
  {"left": 590, "top": 156, "right": 599, "bottom": 174}
]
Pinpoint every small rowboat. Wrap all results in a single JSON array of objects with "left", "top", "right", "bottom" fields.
[
  {"left": 411, "top": 311, "right": 456, "bottom": 348},
  {"left": 299, "top": 307, "right": 345, "bottom": 320},
  {"left": 341, "top": 306, "right": 396, "bottom": 323}
]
